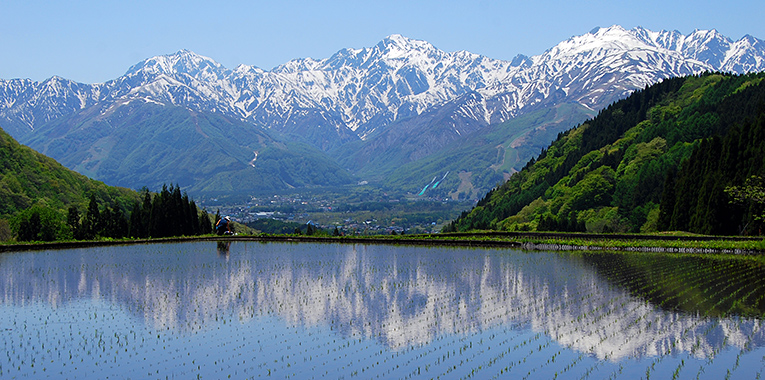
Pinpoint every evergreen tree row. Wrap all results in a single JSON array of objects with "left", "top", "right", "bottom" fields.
[
  {"left": 128, "top": 184, "right": 213, "bottom": 238},
  {"left": 50, "top": 184, "right": 213, "bottom": 241}
]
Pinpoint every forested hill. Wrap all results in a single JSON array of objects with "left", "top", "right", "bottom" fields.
[
  {"left": 0, "top": 126, "right": 139, "bottom": 216},
  {"left": 445, "top": 72, "right": 765, "bottom": 236},
  {"left": 0, "top": 126, "right": 140, "bottom": 239}
]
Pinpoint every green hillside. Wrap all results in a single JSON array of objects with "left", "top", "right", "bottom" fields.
[
  {"left": 22, "top": 102, "right": 356, "bottom": 197},
  {"left": 0, "top": 126, "right": 140, "bottom": 240},
  {"left": 445, "top": 73, "right": 765, "bottom": 235}
]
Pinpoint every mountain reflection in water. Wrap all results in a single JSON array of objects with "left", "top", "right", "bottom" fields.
[{"left": 1, "top": 241, "right": 763, "bottom": 362}]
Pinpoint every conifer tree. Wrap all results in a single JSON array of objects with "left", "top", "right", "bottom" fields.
[
  {"left": 129, "top": 202, "right": 143, "bottom": 238},
  {"left": 83, "top": 195, "right": 100, "bottom": 239},
  {"left": 67, "top": 206, "right": 82, "bottom": 240},
  {"left": 188, "top": 200, "right": 201, "bottom": 235},
  {"left": 199, "top": 209, "right": 213, "bottom": 234},
  {"left": 140, "top": 189, "right": 152, "bottom": 238}
]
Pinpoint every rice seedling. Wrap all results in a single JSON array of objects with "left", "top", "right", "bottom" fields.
[{"left": 1, "top": 242, "right": 764, "bottom": 378}]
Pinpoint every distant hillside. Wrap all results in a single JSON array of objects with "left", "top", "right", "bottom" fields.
[
  {"left": 445, "top": 72, "right": 765, "bottom": 235},
  {"left": 376, "top": 103, "right": 595, "bottom": 199},
  {"left": 21, "top": 101, "right": 357, "bottom": 195}
]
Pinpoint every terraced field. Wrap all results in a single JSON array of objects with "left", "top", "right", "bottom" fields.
[{"left": 1, "top": 242, "right": 764, "bottom": 378}]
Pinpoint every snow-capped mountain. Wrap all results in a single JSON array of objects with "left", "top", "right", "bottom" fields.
[
  {"left": 1, "top": 25, "right": 764, "bottom": 195},
  {"left": 3, "top": 26, "right": 764, "bottom": 142}
]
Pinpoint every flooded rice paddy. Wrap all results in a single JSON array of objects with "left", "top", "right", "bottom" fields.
[{"left": 2, "top": 241, "right": 765, "bottom": 379}]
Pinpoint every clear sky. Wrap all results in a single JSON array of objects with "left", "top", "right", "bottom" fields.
[{"left": 1, "top": 0, "right": 763, "bottom": 84}]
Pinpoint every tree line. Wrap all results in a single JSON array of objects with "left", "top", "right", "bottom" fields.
[{"left": 14, "top": 184, "right": 213, "bottom": 241}]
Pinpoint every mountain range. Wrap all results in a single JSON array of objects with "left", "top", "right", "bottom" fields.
[{"left": 1, "top": 25, "right": 764, "bottom": 197}]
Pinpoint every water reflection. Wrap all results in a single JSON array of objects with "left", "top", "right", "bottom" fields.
[
  {"left": 1, "top": 242, "right": 763, "bottom": 363},
  {"left": 217, "top": 241, "right": 231, "bottom": 259},
  {"left": 582, "top": 251, "right": 765, "bottom": 317}
]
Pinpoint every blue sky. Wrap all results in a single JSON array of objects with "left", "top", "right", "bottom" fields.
[{"left": 1, "top": 0, "right": 763, "bottom": 84}]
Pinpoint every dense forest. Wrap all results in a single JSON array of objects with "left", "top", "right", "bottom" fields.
[{"left": 445, "top": 72, "right": 765, "bottom": 235}]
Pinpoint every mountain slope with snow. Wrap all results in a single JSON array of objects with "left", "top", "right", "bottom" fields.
[{"left": 1, "top": 26, "right": 763, "bottom": 196}]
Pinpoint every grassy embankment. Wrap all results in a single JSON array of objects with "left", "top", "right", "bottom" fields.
[
  {"left": 434, "top": 231, "right": 765, "bottom": 253},
  {"left": 317, "top": 231, "right": 764, "bottom": 253},
  {"left": 3, "top": 230, "right": 763, "bottom": 255}
]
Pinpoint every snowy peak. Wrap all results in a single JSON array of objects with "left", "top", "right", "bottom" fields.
[
  {"left": 375, "top": 34, "right": 437, "bottom": 58},
  {"left": 124, "top": 49, "right": 228, "bottom": 80},
  {"left": 583, "top": 25, "right": 765, "bottom": 71},
  {"left": 271, "top": 56, "right": 323, "bottom": 74},
  {"left": 551, "top": 25, "right": 678, "bottom": 58},
  {"left": 680, "top": 29, "right": 731, "bottom": 66},
  {"left": 537, "top": 25, "right": 765, "bottom": 83},
  {"left": 561, "top": 25, "right": 754, "bottom": 60},
  {"left": 274, "top": 35, "right": 438, "bottom": 74},
  {"left": 721, "top": 35, "right": 765, "bottom": 72}
]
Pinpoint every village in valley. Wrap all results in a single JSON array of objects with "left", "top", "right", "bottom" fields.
[{"left": 200, "top": 192, "right": 472, "bottom": 235}]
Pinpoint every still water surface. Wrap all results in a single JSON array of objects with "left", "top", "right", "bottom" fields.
[{"left": 1, "top": 241, "right": 764, "bottom": 379}]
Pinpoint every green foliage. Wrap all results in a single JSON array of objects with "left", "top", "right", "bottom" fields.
[
  {"left": 0, "top": 219, "right": 11, "bottom": 241},
  {"left": 583, "top": 251, "right": 765, "bottom": 317},
  {"left": 537, "top": 212, "right": 585, "bottom": 232},
  {"left": 11, "top": 203, "right": 70, "bottom": 242},
  {"left": 199, "top": 209, "right": 213, "bottom": 235},
  {"left": 7, "top": 182, "right": 212, "bottom": 242},
  {"left": 246, "top": 219, "right": 306, "bottom": 235},
  {"left": 248, "top": 220, "right": 329, "bottom": 236},
  {"left": 0, "top": 127, "right": 139, "bottom": 219},
  {"left": 659, "top": 77, "right": 765, "bottom": 235},
  {"left": 565, "top": 166, "right": 616, "bottom": 211},
  {"left": 726, "top": 175, "right": 765, "bottom": 221},
  {"left": 447, "top": 72, "right": 765, "bottom": 235}
]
